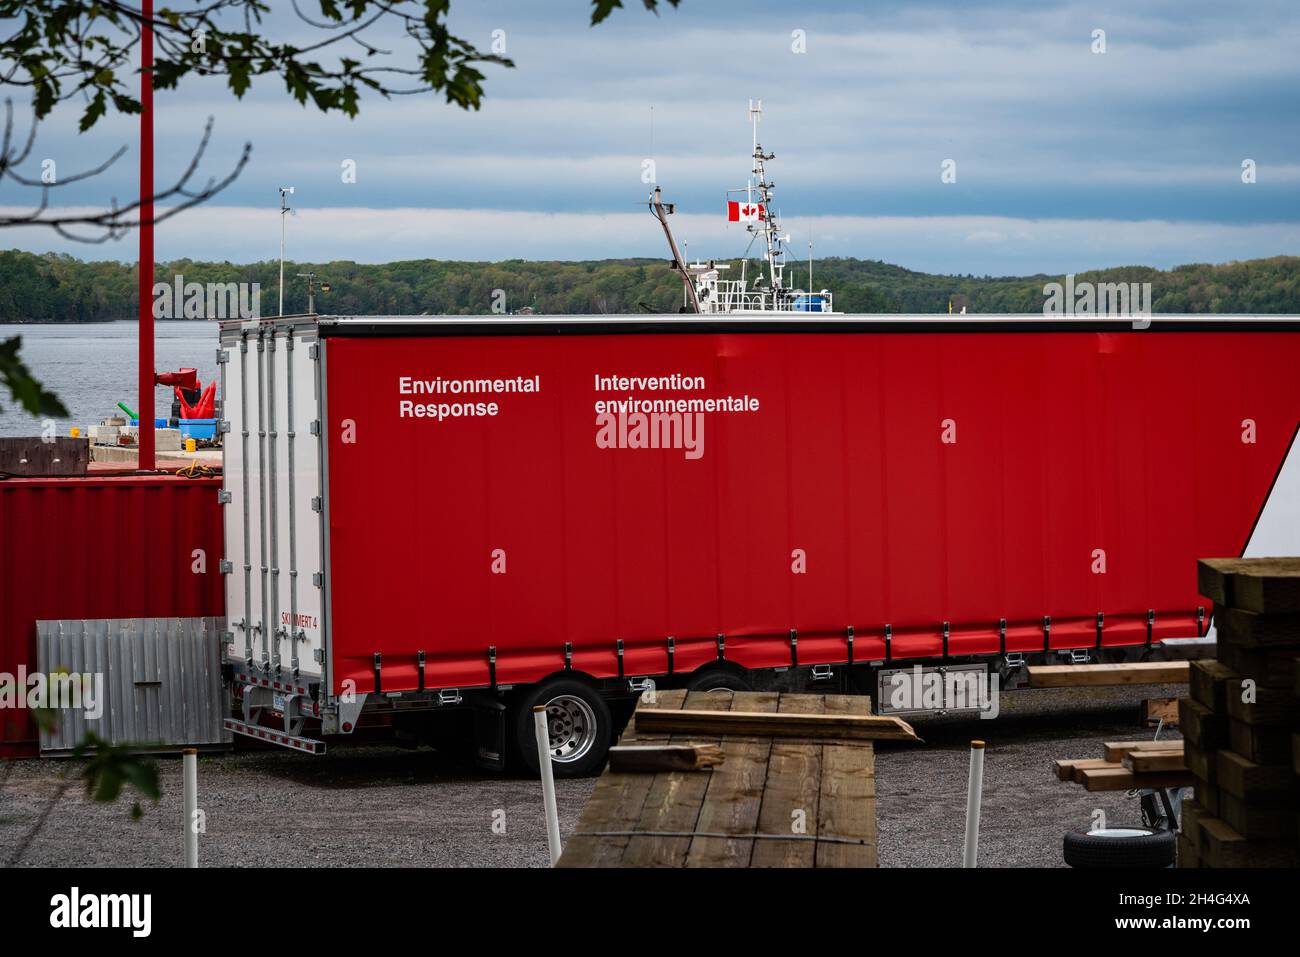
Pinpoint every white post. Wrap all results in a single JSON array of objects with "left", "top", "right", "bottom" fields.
[
  {"left": 278, "top": 186, "right": 293, "bottom": 317},
  {"left": 278, "top": 198, "right": 285, "bottom": 317},
  {"left": 182, "top": 748, "right": 198, "bottom": 868},
  {"left": 962, "top": 740, "right": 985, "bottom": 868},
  {"left": 533, "top": 705, "right": 563, "bottom": 866}
]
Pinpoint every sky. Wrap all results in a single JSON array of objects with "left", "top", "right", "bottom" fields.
[{"left": 2, "top": 0, "right": 1299, "bottom": 275}]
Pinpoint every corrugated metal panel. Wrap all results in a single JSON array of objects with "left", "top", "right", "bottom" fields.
[
  {"left": 0, "top": 475, "right": 225, "bottom": 756},
  {"left": 36, "top": 617, "right": 230, "bottom": 752}
]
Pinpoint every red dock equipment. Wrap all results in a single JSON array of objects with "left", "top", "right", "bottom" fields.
[{"left": 220, "top": 315, "right": 1300, "bottom": 773}]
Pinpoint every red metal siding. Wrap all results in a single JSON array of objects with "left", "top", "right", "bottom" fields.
[
  {"left": 324, "top": 330, "right": 1300, "bottom": 694},
  {"left": 0, "top": 475, "right": 225, "bottom": 756}
]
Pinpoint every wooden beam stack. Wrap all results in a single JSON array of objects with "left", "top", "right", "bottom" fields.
[
  {"left": 1179, "top": 558, "right": 1300, "bottom": 868},
  {"left": 1054, "top": 740, "right": 1191, "bottom": 791}
]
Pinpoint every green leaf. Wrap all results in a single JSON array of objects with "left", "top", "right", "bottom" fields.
[{"left": 78, "top": 89, "right": 107, "bottom": 132}]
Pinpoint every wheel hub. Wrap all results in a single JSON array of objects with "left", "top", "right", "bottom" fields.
[{"left": 545, "top": 694, "right": 597, "bottom": 763}]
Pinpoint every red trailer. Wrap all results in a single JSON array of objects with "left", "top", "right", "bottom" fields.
[{"left": 218, "top": 315, "right": 1300, "bottom": 774}]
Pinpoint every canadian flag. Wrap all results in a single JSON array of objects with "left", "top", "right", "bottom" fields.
[{"left": 727, "top": 201, "right": 765, "bottom": 222}]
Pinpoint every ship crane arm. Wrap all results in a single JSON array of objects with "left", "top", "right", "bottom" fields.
[{"left": 648, "top": 186, "right": 701, "bottom": 314}]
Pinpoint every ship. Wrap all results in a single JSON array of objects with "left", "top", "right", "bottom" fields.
[{"left": 649, "top": 99, "right": 836, "bottom": 315}]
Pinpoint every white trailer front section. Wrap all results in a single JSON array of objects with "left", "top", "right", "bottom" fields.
[{"left": 220, "top": 319, "right": 328, "bottom": 722}]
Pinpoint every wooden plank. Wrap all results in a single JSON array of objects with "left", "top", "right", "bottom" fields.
[
  {"left": 1179, "top": 697, "right": 1228, "bottom": 748},
  {"left": 1196, "top": 779, "right": 1221, "bottom": 816},
  {"left": 1076, "top": 766, "right": 1194, "bottom": 791},
  {"left": 1027, "top": 661, "right": 1188, "bottom": 688},
  {"left": 1225, "top": 681, "right": 1299, "bottom": 726},
  {"left": 1189, "top": 659, "right": 1238, "bottom": 711},
  {"left": 750, "top": 694, "right": 825, "bottom": 868},
  {"left": 1141, "top": 697, "right": 1179, "bottom": 727},
  {"left": 1220, "top": 641, "right": 1295, "bottom": 688},
  {"left": 684, "top": 692, "right": 781, "bottom": 867},
  {"left": 1214, "top": 605, "right": 1300, "bottom": 650},
  {"left": 815, "top": 694, "right": 877, "bottom": 868},
  {"left": 607, "top": 744, "right": 724, "bottom": 773},
  {"left": 1228, "top": 718, "right": 1293, "bottom": 765},
  {"left": 1102, "top": 740, "right": 1184, "bottom": 763},
  {"left": 620, "top": 689, "right": 743, "bottom": 867},
  {"left": 1055, "top": 757, "right": 1115, "bottom": 781},
  {"left": 1199, "top": 557, "right": 1300, "bottom": 615},
  {"left": 1183, "top": 740, "right": 1216, "bottom": 783},
  {"left": 1124, "top": 749, "right": 1186, "bottom": 773},
  {"left": 556, "top": 689, "right": 687, "bottom": 868},
  {"left": 635, "top": 707, "right": 917, "bottom": 742},
  {"left": 1180, "top": 799, "right": 1207, "bottom": 851},
  {"left": 1201, "top": 816, "right": 1299, "bottom": 868},
  {"left": 1214, "top": 749, "right": 1298, "bottom": 801},
  {"left": 1072, "top": 761, "right": 1122, "bottom": 784},
  {"left": 1219, "top": 793, "right": 1297, "bottom": 841}
]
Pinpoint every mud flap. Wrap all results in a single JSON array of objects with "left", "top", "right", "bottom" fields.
[{"left": 473, "top": 699, "right": 507, "bottom": 771}]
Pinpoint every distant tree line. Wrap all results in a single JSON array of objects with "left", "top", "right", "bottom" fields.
[{"left": 3, "top": 249, "right": 1299, "bottom": 321}]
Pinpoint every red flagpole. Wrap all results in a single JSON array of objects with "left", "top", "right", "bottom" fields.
[{"left": 138, "top": 0, "right": 155, "bottom": 471}]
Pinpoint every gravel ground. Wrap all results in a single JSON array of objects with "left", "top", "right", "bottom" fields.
[
  {"left": 878, "top": 683, "right": 1185, "bottom": 867},
  {"left": 0, "top": 684, "right": 1183, "bottom": 868}
]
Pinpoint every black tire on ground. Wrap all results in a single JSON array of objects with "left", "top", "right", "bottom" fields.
[
  {"left": 1063, "top": 826, "right": 1177, "bottom": 868},
  {"left": 514, "top": 677, "right": 613, "bottom": 778},
  {"left": 682, "top": 669, "right": 754, "bottom": 693}
]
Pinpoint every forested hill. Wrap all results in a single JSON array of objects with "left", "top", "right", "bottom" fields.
[{"left": 3, "top": 249, "right": 1300, "bottom": 321}]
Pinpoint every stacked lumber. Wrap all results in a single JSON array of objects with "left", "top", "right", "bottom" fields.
[
  {"left": 1178, "top": 558, "right": 1300, "bottom": 868},
  {"left": 559, "top": 690, "right": 886, "bottom": 868},
  {"left": 1054, "top": 740, "right": 1191, "bottom": 791}
]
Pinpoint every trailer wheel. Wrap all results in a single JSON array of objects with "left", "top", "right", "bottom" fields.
[
  {"left": 1063, "top": 826, "right": 1176, "bottom": 868},
  {"left": 683, "top": 669, "right": 753, "bottom": 693},
  {"left": 515, "top": 679, "right": 612, "bottom": 778}
]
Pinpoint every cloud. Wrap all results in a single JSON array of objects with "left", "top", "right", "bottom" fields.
[
  {"left": 2, "top": 0, "right": 1297, "bottom": 265},
  {"left": 5, "top": 205, "right": 1298, "bottom": 275}
]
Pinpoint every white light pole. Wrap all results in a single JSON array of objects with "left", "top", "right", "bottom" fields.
[
  {"left": 962, "top": 740, "right": 986, "bottom": 868},
  {"left": 533, "top": 705, "right": 563, "bottom": 866},
  {"left": 182, "top": 748, "right": 198, "bottom": 868},
  {"left": 279, "top": 186, "right": 295, "bottom": 317}
]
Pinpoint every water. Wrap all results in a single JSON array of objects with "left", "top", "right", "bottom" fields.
[{"left": 0, "top": 322, "right": 220, "bottom": 437}]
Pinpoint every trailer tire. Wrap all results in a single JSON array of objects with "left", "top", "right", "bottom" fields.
[
  {"left": 515, "top": 678, "right": 612, "bottom": 778},
  {"left": 682, "top": 669, "right": 753, "bottom": 693},
  {"left": 1062, "top": 826, "right": 1176, "bottom": 868}
]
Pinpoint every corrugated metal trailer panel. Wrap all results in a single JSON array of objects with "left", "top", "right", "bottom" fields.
[
  {"left": 0, "top": 475, "right": 225, "bottom": 757},
  {"left": 36, "top": 617, "right": 230, "bottom": 752}
]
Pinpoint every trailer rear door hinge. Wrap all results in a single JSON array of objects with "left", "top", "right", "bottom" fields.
[
  {"left": 308, "top": 344, "right": 320, "bottom": 360},
  {"left": 312, "top": 572, "right": 323, "bottom": 587},
  {"left": 218, "top": 420, "right": 231, "bottom": 434},
  {"left": 309, "top": 420, "right": 321, "bottom": 436},
  {"left": 217, "top": 490, "right": 232, "bottom": 504},
  {"left": 219, "top": 560, "right": 233, "bottom": 574},
  {"left": 216, "top": 349, "right": 229, "bottom": 364},
  {"left": 311, "top": 496, "right": 322, "bottom": 512},
  {"left": 313, "top": 648, "right": 324, "bottom": 664}
]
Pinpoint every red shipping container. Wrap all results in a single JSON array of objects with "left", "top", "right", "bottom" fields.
[{"left": 0, "top": 474, "right": 225, "bottom": 756}]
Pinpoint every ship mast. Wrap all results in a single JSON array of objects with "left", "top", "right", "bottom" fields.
[{"left": 747, "top": 99, "right": 787, "bottom": 308}]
